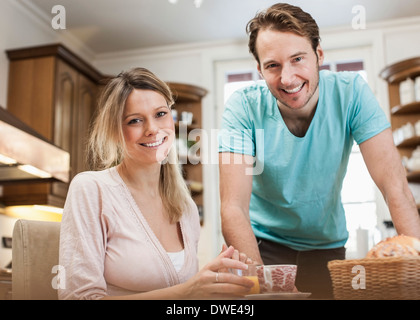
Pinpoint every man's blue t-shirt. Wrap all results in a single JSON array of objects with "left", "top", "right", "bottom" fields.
[{"left": 218, "top": 70, "right": 390, "bottom": 251}]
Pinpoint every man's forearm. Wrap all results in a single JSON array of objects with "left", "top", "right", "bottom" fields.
[
  {"left": 386, "top": 183, "right": 420, "bottom": 238},
  {"left": 359, "top": 130, "right": 420, "bottom": 239},
  {"left": 221, "top": 206, "right": 263, "bottom": 264}
]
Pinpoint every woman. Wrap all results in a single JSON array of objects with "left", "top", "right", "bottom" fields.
[{"left": 58, "top": 67, "right": 253, "bottom": 300}]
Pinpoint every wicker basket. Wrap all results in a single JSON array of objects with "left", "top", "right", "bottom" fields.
[{"left": 328, "top": 256, "right": 420, "bottom": 300}]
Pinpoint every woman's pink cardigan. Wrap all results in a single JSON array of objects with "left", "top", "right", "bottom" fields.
[{"left": 58, "top": 167, "right": 200, "bottom": 300}]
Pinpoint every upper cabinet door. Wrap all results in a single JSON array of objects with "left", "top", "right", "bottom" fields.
[{"left": 2, "top": 44, "right": 104, "bottom": 207}]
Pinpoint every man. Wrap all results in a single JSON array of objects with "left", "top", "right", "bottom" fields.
[{"left": 218, "top": 3, "right": 420, "bottom": 298}]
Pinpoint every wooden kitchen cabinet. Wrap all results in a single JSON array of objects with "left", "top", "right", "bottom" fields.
[
  {"left": 0, "top": 44, "right": 104, "bottom": 207},
  {"left": 168, "top": 82, "right": 207, "bottom": 224}
]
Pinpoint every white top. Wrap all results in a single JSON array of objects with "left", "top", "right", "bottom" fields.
[{"left": 167, "top": 250, "right": 185, "bottom": 272}]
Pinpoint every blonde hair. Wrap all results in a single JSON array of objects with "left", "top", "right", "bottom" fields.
[{"left": 88, "top": 67, "right": 191, "bottom": 222}]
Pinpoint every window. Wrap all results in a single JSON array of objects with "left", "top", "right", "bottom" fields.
[
  {"left": 322, "top": 58, "right": 379, "bottom": 258},
  {"left": 321, "top": 60, "right": 368, "bottom": 82},
  {"left": 341, "top": 143, "right": 379, "bottom": 259},
  {"left": 224, "top": 69, "right": 261, "bottom": 103}
]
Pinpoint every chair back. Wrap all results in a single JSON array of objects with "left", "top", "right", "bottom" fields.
[{"left": 12, "top": 219, "right": 60, "bottom": 300}]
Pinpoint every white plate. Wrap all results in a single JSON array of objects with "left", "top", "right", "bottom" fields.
[{"left": 245, "top": 292, "right": 311, "bottom": 300}]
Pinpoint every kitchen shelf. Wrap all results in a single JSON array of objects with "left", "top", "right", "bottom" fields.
[
  {"left": 380, "top": 57, "right": 420, "bottom": 84},
  {"left": 178, "top": 153, "right": 201, "bottom": 164},
  {"left": 380, "top": 57, "right": 420, "bottom": 185},
  {"left": 175, "top": 122, "right": 201, "bottom": 132},
  {"left": 407, "top": 170, "right": 420, "bottom": 183},
  {"left": 168, "top": 82, "right": 207, "bottom": 224},
  {"left": 391, "top": 101, "right": 420, "bottom": 115},
  {"left": 396, "top": 135, "right": 420, "bottom": 148}
]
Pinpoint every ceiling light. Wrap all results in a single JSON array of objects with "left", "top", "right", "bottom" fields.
[
  {"left": 0, "top": 154, "right": 17, "bottom": 165},
  {"left": 194, "top": 0, "right": 203, "bottom": 8},
  {"left": 168, "top": 0, "right": 203, "bottom": 8},
  {"left": 33, "top": 205, "right": 64, "bottom": 214},
  {"left": 17, "top": 165, "right": 52, "bottom": 179},
  {"left": 0, "top": 107, "right": 70, "bottom": 183}
]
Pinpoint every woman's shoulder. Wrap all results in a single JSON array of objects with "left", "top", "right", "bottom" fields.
[{"left": 69, "top": 167, "right": 120, "bottom": 190}]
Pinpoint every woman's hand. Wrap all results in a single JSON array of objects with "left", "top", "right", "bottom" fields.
[
  {"left": 180, "top": 246, "right": 255, "bottom": 299},
  {"left": 221, "top": 243, "right": 253, "bottom": 265}
]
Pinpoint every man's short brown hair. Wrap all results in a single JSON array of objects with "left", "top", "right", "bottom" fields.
[{"left": 246, "top": 3, "right": 321, "bottom": 64}]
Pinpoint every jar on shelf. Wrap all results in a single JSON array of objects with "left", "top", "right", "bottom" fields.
[
  {"left": 415, "top": 76, "right": 420, "bottom": 102},
  {"left": 399, "top": 78, "right": 416, "bottom": 105}
]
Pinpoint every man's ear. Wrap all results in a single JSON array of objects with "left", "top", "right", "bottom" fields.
[
  {"left": 316, "top": 44, "right": 324, "bottom": 67},
  {"left": 257, "top": 63, "right": 264, "bottom": 79}
]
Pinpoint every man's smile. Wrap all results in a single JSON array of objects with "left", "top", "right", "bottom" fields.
[{"left": 281, "top": 82, "right": 306, "bottom": 94}]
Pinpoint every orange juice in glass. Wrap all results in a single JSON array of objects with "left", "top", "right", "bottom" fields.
[
  {"left": 243, "top": 265, "right": 260, "bottom": 294},
  {"left": 245, "top": 276, "right": 260, "bottom": 294}
]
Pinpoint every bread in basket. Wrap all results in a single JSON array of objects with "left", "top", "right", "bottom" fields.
[{"left": 328, "top": 235, "right": 420, "bottom": 300}]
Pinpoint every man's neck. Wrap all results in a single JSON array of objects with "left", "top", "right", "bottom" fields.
[{"left": 277, "top": 89, "right": 319, "bottom": 137}]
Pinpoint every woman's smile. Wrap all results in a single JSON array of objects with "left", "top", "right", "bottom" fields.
[{"left": 140, "top": 136, "right": 167, "bottom": 148}]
